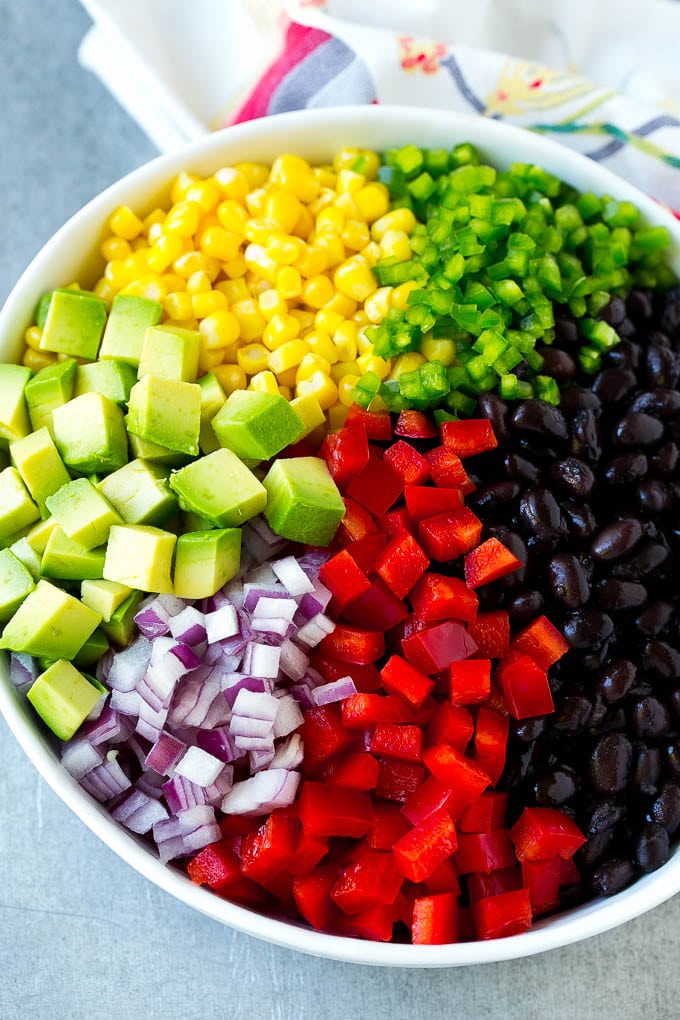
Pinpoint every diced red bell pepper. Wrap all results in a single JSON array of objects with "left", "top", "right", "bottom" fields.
[
  {"left": 332, "top": 903, "right": 397, "bottom": 942},
  {"left": 338, "top": 497, "right": 378, "bottom": 543},
  {"left": 375, "top": 532, "right": 430, "bottom": 600},
  {"left": 187, "top": 840, "right": 243, "bottom": 892},
  {"left": 393, "top": 807, "right": 458, "bottom": 882},
  {"left": 345, "top": 404, "right": 393, "bottom": 440},
  {"left": 509, "top": 807, "right": 586, "bottom": 862},
  {"left": 394, "top": 409, "right": 439, "bottom": 440},
  {"left": 383, "top": 440, "right": 431, "bottom": 485},
  {"left": 559, "top": 857, "right": 581, "bottom": 885},
  {"left": 311, "top": 654, "right": 382, "bottom": 694},
  {"left": 498, "top": 654, "right": 554, "bottom": 719},
  {"left": 449, "top": 659, "right": 491, "bottom": 706},
  {"left": 288, "top": 833, "right": 329, "bottom": 877},
  {"left": 341, "top": 692, "right": 416, "bottom": 729},
  {"left": 299, "top": 781, "right": 374, "bottom": 838},
  {"left": 259, "top": 869, "right": 296, "bottom": 906},
  {"left": 467, "top": 866, "right": 523, "bottom": 903},
  {"left": 404, "top": 485, "right": 464, "bottom": 524},
  {"left": 423, "top": 856, "right": 460, "bottom": 896},
  {"left": 370, "top": 723, "right": 423, "bottom": 763},
  {"left": 455, "top": 830, "right": 516, "bottom": 875},
  {"left": 319, "top": 549, "right": 371, "bottom": 610},
  {"left": 464, "top": 538, "right": 523, "bottom": 589},
  {"left": 473, "top": 707, "right": 510, "bottom": 785},
  {"left": 331, "top": 852, "right": 403, "bottom": 914},
  {"left": 341, "top": 579, "right": 409, "bottom": 632},
  {"left": 401, "top": 776, "right": 456, "bottom": 826},
  {"left": 300, "top": 703, "right": 357, "bottom": 774},
  {"left": 380, "top": 506, "right": 415, "bottom": 540},
  {"left": 321, "top": 425, "right": 369, "bottom": 491},
  {"left": 521, "top": 858, "right": 563, "bottom": 915},
  {"left": 409, "top": 573, "right": 479, "bottom": 625},
  {"left": 423, "top": 745, "right": 491, "bottom": 804},
  {"left": 418, "top": 508, "right": 483, "bottom": 561},
  {"left": 473, "top": 888, "right": 532, "bottom": 940},
  {"left": 319, "top": 623, "right": 385, "bottom": 665},
  {"left": 375, "top": 758, "right": 426, "bottom": 803},
  {"left": 467, "top": 610, "right": 510, "bottom": 658},
  {"left": 426, "top": 701, "right": 474, "bottom": 752},
  {"left": 459, "top": 792, "right": 509, "bottom": 834},
  {"left": 293, "top": 863, "right": 342, "bottom": 929},
  {"left": 323, "top": 752, "right": 380, "bottom": 791},
  {"left": 425, "top": 446, "right": 475, "bottom": 494},
  {"left": 511, "top": 615, "right": 571, "bottom": 670},
  {"left": 380, "top": 655, "right": 434, "bottom": 709},
  {"left": 344, "top": 534, "right": 388, "bottom": 573},
  {"left": 367, "top": 802, "right": 412, "bottom": 850},
  {"left": 402, "top": 620, "right": 478, "bottom": 675},
  {"left": 346, "top": 454, "right": 404, "bottom": 517},
  {"left": 441, "top": 419, "right": 498, "bottom": 458},
  {"left": 412, "top": 891, "right": 459, "bottom": 944},
  {"left": 240, "top": 812, "right": 299, "bottom": 883}
]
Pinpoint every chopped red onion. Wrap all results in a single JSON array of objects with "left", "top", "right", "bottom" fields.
[
  {"left": 156, "top": 594, "right": 187, "bottom": 617},
  {"left": 221, "top": 768, "right": 300, "bottom": 816},
  {"left": 181, "top": 820, "right": 222, "bottom": 854},
  {"left": 9, "top": 652, "right": 39, "bottom": 693},
  {"left": 204, "top": 604, "right": 239, "bottom": 644},
  {"left": 145, "top": 731, "right": 187, "bottom": 776},
  {"left": 81, "top": 755, "right": 132, "bottom": 802},
  {"left": 154, "top": 805, "right": 220, "bottom": 862},
  {"left": 222, "top": 673, "right": 270, "bottom": 707},
  {"left": 273, "top": 695, "right": 304, "bottom": 738},
  {"left": 271, "top": 555, "right": 315, "bottom": 596},
  {"left": 136, "top": 770, "right": 166, "bottom": 799},
  {"left": 174, "top": 746, "right": 225, "bottom": 787},
  {"left": 253, "top": 595, "right": 298, "bottom": 621},
  {"left": 169, "top": 606, "right": 207, "bottom": 646},
  {"left": 289, "top": 683, "right": 316, "bottom": 711},
  {"left": 163, "top": 774, "right": 207, "bottom": 813},
  {"left": 95, "top": 648, "right": 114, "bottom": 684},
  {"left": 250, "top": 616, "right": 292, "bottom": 639},
  {"left": 295, "top": 612, "right": 336, "bottom": 649},
  {"left": 134, "top": 599, "right": 171, "bottom": 639},
  {"left": 112, "top": 789, "right": 169, "bottom": 834},
  {"left": 200, "top": 691, "right": 232, "bottom": 730},
  {"left": 242, "top": 642, "right": 281, "bottom": 679},
  {"left": 249, "top": 746, "right": 276, "bottom": 772},
  {"left": 311, "top": 676, "right": 357, "bottom": 707},
  {"left": 110, "top": 688, "right": 142, "bottom": 718},
  {"left": 203, "top": 766, "right": 234, "bottom": 806},
  {"left": 81, "top": 706, "right": 133, "bottom": 746},
  {"left": 196, "top": 726, "right": 237, "bottom": 763},
  {"left": 242, "top": 515, "right": 288, "bottom": 560},
  {"left": 242, "top": 586, "right": 285, "bottom": 612},
  {"left": 61, "top": 739, "right": 104, "bottom": 780},
  {"left": 279, "top": 638, "right": 309, "bottom": 681},
  {"left": 271, "top": 733, "right": 304, "bottom": 770},
  {"left": 136, "top": 699, "right": 170, "bottom": 744},
  {"left": 108, "top": 636, "right": 151, "bottom": 692},
  {"left": 297, "top": 548, "right": 331, "bottom": 575}
]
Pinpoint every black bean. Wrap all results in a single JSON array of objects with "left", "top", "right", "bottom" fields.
[
  {"left": 627, "top": 288, "right": 654, "bottom": 322},
  {"left": 547, "top": 554, "right": 590, "bottom": 609},
  {"left": 533, "top": 766, "right": 578, "bottom": 806},
  {"left": 663, "top": 740, "right": 680, "bottom": 778},
  {"left": 601, "top": 296, "right": 627, "bottom": 327},
  {"left": 587, "top": 801, "right": 625, "bottom": 835},
  {"left": 549, "top": 458, "right": 595, "bottom": 500},
  {"left": 590, "top": 518, "right": 642, "bottom": 562},
  {"left": 636, "top": 601, "right": 674, "bottom": 637},
  {"left": 507, "top": 588, "right": 544, "bottom": 628},
  {"left": 603, "top": 451, "right": 648, "bottom": 485},
  {"left": 636, "top": 479, "right": 672, "bottom": 516},
  {"left": 597, "top": 658, "right": 637, "bottom": 705},
  {"left": 597, "top": 707, "right": 627, "bottom": 734},
  {"left": 469, "top": 481, "right": 521, "bottom": 516},
  {"left": 650, "top": 784, "right": 680, "bottom": 834},
  {"left": 646, "top": 329, "right": 672, "bottom": 349},
  {"left": 555, "top": 316, "right": 580, "bottom": 345},
  {"left": 589, "top": 732, "right": 632, "bottom": 794},
  {"left": 660, "top": 284, "right": 680, "bottom": 337},
  {"left": 503, "top": 452, "right": 541, "bottom": 484},
  {"left": 630, "top": 389, "right": 680, "bottom": 420},
  {"left": 630, "top": 696, "right": 673, "bottom": 740},
  {"left": 596, "top": 579, "right": 647, "bottom": 612},
  {"left": 650, "top": 441, "right": 679, "bottom": 478},
  {"left": 554, "top": 694, "right": 593, "bottom": 733},
  {"left": 512, "top": 717, "right": 546, "bottom": 743},
  {"left": 477, "top": 393, "right": 510, "bottom": 443},
  {"left": 670, "top": 693, "right": 680, "bottom": 723},
  {"left": 564, "top": 610, "right": 614, "bottom": 649},
  {"left": 540, "top": 347, "right": 576, "bottom": 384},
  {"left": 631, "top": 744, "right": 662, "bottom": 796},
  {"left": 646, "top": 344, "right": 680, "bottom": 389},
  {"left": 642, "top": 640, "right": 680, "bottom": 682},
  {"left": 579, "top": 830, "right": 616, "bottom": 872},
  {"left": 633, "top": 821, "right": 670, "bottom": 873},
  {"left": 562, "top": 501, "right": 598, "bottom": 541},
  {"left": 569, "top": 409, "right": 602, "bottom": 463},
  {"left": 580, "top": 641, "right": 614, "bottom": 673},
  {"left": 511, "top": 400, "right": 568, "bottom": 441},
  {"left": 611, "top": 541, "right": 669, "bottom": 579},
  {"left": 591, "top": 858, "right": 635, "bottom": 896},
  {"left": 592, "top": 367, "right": 637, "bottom": 404},
  {"left": 607, "top": 337, "right": 640, "bottom": 369},
  {"left": 560, "top": 387, "right": 602, "bottom": 413},
  {"left": 519, "top": 485, "right": 568, "bottom": 543},
  {"left": 613, "top": 412, "right": 664, "bottom": 448}
]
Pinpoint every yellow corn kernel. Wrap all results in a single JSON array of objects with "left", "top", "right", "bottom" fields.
[
  {"left": 101, "top": 236, "right": 132, "bottom": 261},
  {"left": 390, "top": 352, "right": 427, "bottom": 379},
  {"left": 316, "top": 207, "right": 344, "bottom": 235},
  {"left": 213, "top": 363, "right": 247, "bottom": 395},
  {"left": 143, "top": 208, "right": 167, "bottom": 233},
  {"left": 354, "top": 182, "right": 390, "bottom": 223},
  {"left": 245, "top": 189, "right": 267, "bottom": 218},
  {"left": 223, "top": 255, "right": 248, "bottom": 280},
  {"left": 123, "top": 276, "right": 167, "bottom": 302},
  {"left": 220, "top": 342, "right": 240, "bottom": 364},
  {"left": 290, "top": 394, "right": 325, "bottom": 439},
  {"left": 249, "top": 370, "right": 280, "bottom": 395},
  {"left": 338, "top": 374, "right": 361, "bottom": 406},
  {"left": 337, "top": 169, "right": 365, "bottom": 194},
  {"left": 171, "top": 171, "right": 199, "bottom": 204},
  {"left": 164, "top": 201, "right": 202, "bottom": 237},
  {"left": 216, "top": 199, "right": 249, "bottom": 235},
  {"left": 307, "top": 188, "right": 337, "bottom": 219},
  {"left": 164, "top": 291, "right": 194, "bottom": 321},
  {"left": 371, "top": 208, "right": 417, "bottom": 242},
  {"left": 334, "top": 192, "right": 361, "bottom": 219},
  {"left": 289, "top": 309, "right": 316, "bottom": 333},
  {"left": 341, "top": 220, "right": 371, "bottom": 252},
  {"left": 421, "top": 335, "right": 456, "bottom": 367},
  {"left": 231, "top": 300, "right": 267, "bottom": 342},
  {"left": 270, "top": 155, "right": 319, "bottom": 203},
  {"left": 324, "top": 293, "right": 357, "bottom": 319},
  {"left": 147, "top": 222, "right": 164, "bottom": 245},
  {"left": 199, "top": 310, "right": 241, "bottom": 349},
  {"left": 161, "top": 272, "right": 185, "bottom": 292},
  {"left": 292, "top": 205, "right": 314, "bottom": 241},
  {"left": 334, "top": 256, "right": 377, "bottom": 302},
  {"left": 267, "top": 338, "right": 309, "bottom": 375},
  {"left": 327, "top": 402, "right": 349, "bottom": 431},
  {"left": 109, "top": 205, "right": 143, "bottom": 240},
  {"left": 217, "top": 278, "right": 249, "bottom": 304},
  {"left": 276, "top": 367, "right": 298, "bottom": 389},
  {"left": 361, "top": 241, "right": 381, "bottom": 267},
  {"left": 244, "top": 218, "right": 275, "bottom": 246},
  {"left": 246, "top": 276, "right": 272, "bottom": 299},
  {"left": 356, "top": 328, "right": 374, "bottom": 355},
  {"left": 258, "top": 289, "right": 288, "bottom": 321},
  {"left": 167, "top": 317, "right": 199, "bottom": 331},
  {"left": 313, "top": 232, "right": 345, "bottom": 269},
  {"left": 296, "top": 371, "right": 338, "bottom": 410},
  {"left": 199, "top": 225, "right": 241, "bottom": 262},
  {"left": 93, "top": 278, "right": 117, "bottom": 305},
  {"left": 333, "top": 148, "right": 361, "bottom": 172},
  {"left": 174, "top": 251, "right": 208, "bottom": 279},
  {"left": 357, "top": 353, "right": 391, "bottom": 379},
  {"left": 330, "top": 361, "right": 360, "bottom": 383},
  {"left": 235, "top": 163, "right": 269, "bottom": 189},
  {"left": 296, "top": 353, "right": 331, "bottom": 383},
  {"left": 213, "top": 167, "right": 250, "bottom": 201},
  {"left": 352, "top": 310, "right": 370, "bottom": 328},
  {"left": 192, "top": 290, "right": 228, "bottom": 319},
  {"left": 23, "top": 347, "right": 56, "bottom": 371},
  {"left": 198, "top": 347, "right": 226, "bottom": 373},
  {"left": 314, "top": 308, "right": 344, "bottom": 336},
  {"left": 237, "top": 343, "right": 269, "bottom": 375},
  {"left": 380, "top": 229, "right": 412, "bottom": 261},
  {"left": 304, "top": 329, "right": 337, "bottom": 364},
  {"left": 103, "top": 260, "right": 130, "bottom": 290},
  {"left": 24, "top": 326, "right": 43, "bottom": 351},
  {"left": 266, "top": 234, "right": 301, "bottom": 266},
  {"left": 264, "top": 191, "right": 303, "bottom": 234},
  {"left": 276, "top": 265, "right": 303, "bottom": 300},
  {"left": 263, "top": 314, "right": 300, "bottom": 351},
  {"left": 186, "top": 271, "right": 212, "bottom": 296},
  {"left": 332, "top": 321, "right": 358, "bottom": 362},
  {"left": 294, "top": 244, "right": 328, "bottom": 279},
  {"left": 244, "top": 244, "right": 279, "bottom": 284},
  {"left": 146, "top": 232, "right": 184, "bottom": 273},
  {"left": 185, "top": 179, "right": 220, "bottom": 212},
  {"left": 130, "top": 236, "right": 150, "bottom": 252},
  {"left": 302, "top": 275, "right": 335, "bottom": 310},
  {"left": 364, "top": 286, "right": 393, "bottom": 324},
  {"left": 391, "top": 279, "right": 422, "bottom": 311},
  {"left": 313, "top": 166, "right": 337, "bottom": 189}
]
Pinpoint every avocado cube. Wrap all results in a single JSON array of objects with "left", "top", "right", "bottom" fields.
[
  {"left": 0, "top": 548, "right": 35, "bottom": 622},
  {"left": 103, "top": 524, "right": 177, "bottom": 593},
  {"left": 138, "top": 325, "right": 201, "bottom": 383},
  {"left": 75, "top": 359, "right": 137, "bottom": 405},
  {"left": 41, "top": 527, "right": 106, "bottom": 580},
  {"left": 127, "top": 432, "right": 191, "bottom": 467},
  {"left": 45, "top": 478, "right": 122, "bottom": 550},
  {"left": 126, "top": 375, "right": 201, "bottom": 456},
  {"left": 72, "top": 628, "right": 110, "bottom": 669},
  {"left": 10, "top": 427, "right": 71, "bottom": 515},
  {"left": 24, "top": 359, "right": 77, "bottom": 433},
  {"left": 100, "top": 590, "right": 143, "bottom": 646},
  {"left": 80, "top": 578, "right": 133, "bottom": 622},
  {"left": 183, "top": 511, "right": 217, "bottom": 532},
  {"left": 0, "top": 579, "right": 101, "bottom": 658},
  {"left": 99, "top": 294, "right": 163, "bottom": 365},
  {"left": 169, "top": 448, "right": 266, "bottom": 528},
  {"left": 27, "top": 659, "right": 103, "bottom": 741},
  {"left": 9, "top": 535, "right": 42, "bottom": 580},
  {"left": 52, "top": 392, "right": 128, "bottom": 475},
  {"left": 36, "top": 288, "right": 100, "bottom": 330},
  {"left": 0, "top": 364, "right": 32, "bottom": 446},
  {"left": 26, "top": 516, "right": 59, "bottom": 554},
  {"left": 212, "top": 390, "right": 305, "bottom": 463},
  {"left": 198, "top": 372, "right": 226, "bottom": 455},
  {"left": 290, "top": 394, "right": 325, "bottom": 438},
  {"left": 173, "top": 528, "right": 241, "bottom": 599},
  {"left": 263, "top": 456, "right": 344, "bottom": 546},
  {"left": 0, "top": 467, "right": 41, "bottom": 541},
  {"left": 95, "top": 458, "right": 176, "bottom": 526},
  {"left": 39, "top": 290, "right": 107, "bottom": 360}
]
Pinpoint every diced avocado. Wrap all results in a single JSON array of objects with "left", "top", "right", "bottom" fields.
[
  {"left": 40, "top": 526, "right": 106, "bottom": 580},
  {"left": 0, "top": 525, "right": 32, "bottom": 551},
  {"left": 39, "top": 290, "right": 107, "bottom": 360},
  {"left": 198, "top": 372, "right": 226, "bottom": 455},
  {"left": 24, "top": 358, "right": 77, "bottom": 433},
  {"left": 263, "top": 456, "right": 345, "bottom": 546},
  {"left": 183, "top": 511, "right": 216, "bottom": 532},
  {"left": 75, "top": 359, "right": 137, "bottom": 405},
  {"left": 10, "top": 427, "right": 71, "bottom": 515},
  {"left": 290, "top": 394, "right": 325, "bottom": 438},
  {"left": 99, "top": 294, "right": 163, "bottom": 365},
  {"left": 0, "top": 364, "right": 32, "bottom": 446},
  {"left": 72, "top": 629, "right": 110, "bottom": 669},
  {"left": 95, "top": 458, "right": 176, "bottom": 526},
  {"left": 212, "top": 390, "right": 305, "bottom": 463},
  {"left": 100, "top": 589, "right": 144, "bottom": 646},
  {"left": 0, "top": 579, "right": 101, "bottom": 658},
  {"left": 0, "top": 467, "right": 41, "bottom": 542},
  {"left": 9, "top": 535, "right": 43, "bottom": 579},
  {"left": 127, "top": 432, "right": 191, "bottom": 467},
  {"left": 26, "top": 516, "right": 59, "bottom": 554},
  {"left": 103, "top": 524, "right": 176, "bottom": 593},
  {"left": 35, "top": 288, "right": 100, "bottom": 330},
  {"left": 0, "top": 548, "right": 35, "bottom": 622},
  {"left": 45, "top": 478, "right": 122, "bottom": 551},
  {"left": 27, "top": 659, "right": 103, "bottom": 741},
  {"left": 173, "top": 528, "right": 241, "bottom": 599},
  {"left": 52, "top": 392, "right": 128, "bottom": 475},
  {"left": 138, "top": 325, "right": 201, "bottom": 383},
  {"left": 126, "top": 375, "right": 201, "bottom": 456},
  {"left": 81, "top": 578, "right": 133, "bottom": 622},
  {"left": 169, "top": 448, "right": 266, "bottom": 528}
]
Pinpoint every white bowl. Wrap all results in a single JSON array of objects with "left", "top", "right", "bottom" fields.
[{"left": 2, "top": 106, "right": 680, "bottom": 968}]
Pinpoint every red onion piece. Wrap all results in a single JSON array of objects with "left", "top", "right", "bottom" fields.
[
  {"left": 174, "top": 746, "right": 225, "bottom": 787},
  {"left": 221, "top": 768, "right": 300, "bottom": 816},
  {"left": 242, "top": 642, "right": 281, "bottom": 679},
  {"left": 145, "top": 731, "right": 187, "bottom": 776},
  {"left": 271, "top": 556, "right": 315, "bottom": 596},
  {"left": 134, "top": 600, "right": 171, "bottom": 639},
  {"left": 249, "top": 746, "right": 276, "bottom": 772},
  {"left": 61, "top": 739, "right": 104, "bottom": 780},
  {"left": 273, "top": 695, "right": 304, "bottom": 738},
  {"left": 81, "top": 706, "right": 133, "bottom": 747},
  {"left": 196, "top": 726, "right": 237, "bottom": 763},
  {"left": 163, "top": 774, "right": 207, "bottom": 814},
  {"left": 222, "top": 674, "right": 270, "bottom": 708},
  {"left": 295, "top": 612, "right": 336, "bottom": 649},
  {"left": 298, "top": 578, "right": 333, "bottom": 620},
  {"left": 112, "top": 789, "right": 169, "bottom": 834},
  {"left": 311, "top": 676, "right": 357, "bottom": 707},
  {"left": 108, "top": 636, "right": 151, "bottom": 692},
  {"left": 279, "top": 638, "right": 309, "bottom": 681},
  {"left": 110, "top": 688, "right": 142, "bottom": 718},
  {"left": 204, "top": 604, "right": 239, "bottom": 644},
  {"left": 270, "top": 733, "right": 304, "bottom": 770},
  {"left": 169, "top": 606, "right": 207, "bottom": 646},
  {"left": 156, "top": 594, "right": 187, "bottom": 617},
  {"left": 9, "top": 652, "right": 39, "bottom": 693}
]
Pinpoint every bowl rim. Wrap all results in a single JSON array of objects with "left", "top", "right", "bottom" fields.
[{"left": 2, "top": 104, "right": 680, "bottom": 968}]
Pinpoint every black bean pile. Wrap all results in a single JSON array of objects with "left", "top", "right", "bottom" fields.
[{"left": 468, "top": 284, "right": 680, "bottom": 904}]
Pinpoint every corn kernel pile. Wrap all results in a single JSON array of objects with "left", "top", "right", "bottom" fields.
[{"left": 24, "top": 149, "right": 423, "bottom": 431}]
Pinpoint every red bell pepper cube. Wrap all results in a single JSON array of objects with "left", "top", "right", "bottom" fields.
[
  {"left": 319, "top": 623, "right": 385, "bottom": 665},
  {"left": 341, "top": 692, "right": 417, "bottom": 729},
  {"left": 425, "top": 446, "right": 475, "bottom": 494},
  {"left": 293, "top": 863, "right": 342, "bottom": 929},
  {"left": 341, "top": 578, "right": 409, "bottom": 632},
  {"left": 278, "top": 437, "right": 317, "bottom": 459},
  {"left": 509, "top": 808, "right": 586, "bottom": 862},
  {"left": 560, "top": 857, "right": 581, "bottom": 885},
  {"left": 467, "top": 866, "right": 522, "bottom": 903},
  {"left": 394, "top": 409, "right": 439, "bottom": 439},
  {"left": 367, "top": 802, "right": 412, "bottom": 850},
  {"left": 311, "top": 654, "right": 382, "bottom": 694},
  {"left": 344, "top": 534, "right": 388, "bottom": 573},
  {"left": 370, "top": 723, "right": 423, "bottom": 763},
  {"left": 467, "top": 610, "right": 510, "bottom": 658},
  {"left": 299, "top": 781, "right": 374, "bottom": 838},
  {"left": 300, "top": 703, "right": 357, "bottom": 774},
  {"left": 345, "top": 404, "right": 393, "bottom": 440},
  {"left": 401, "top": 776, "right": 456, "bottom": 826},
  {"left": 423, "top": 745, "right": 491, "bottom": 804},
  {"left": 473, "top": 888, "right": 532, "bottom": 940},
  {"left": 426, "top": 701, "right": 475, "bottom": 752},
  {"left": 511, "top": 615, "right": 571, "bottom": 670},
  {"left": 240, "top": 812, "right": 299, "bottom": 883},
  {"left": 218, "top": 815, "right": 258, "bottom": 842},
  {"left": 393, "top": 807, "right": 458, "bottom": 882},
  {"left": 381, "top": 654, "right": 434, "bottom": 709},
  {"left": 459, "top": 792, "right": 509, "bottom": 834},
  {"left": 323, "top": 751, "right": 380, "bottom": 791},
  {"left": 412, "top": 891, "right": 459, "bottom": 944},
  {"left": 418, "top": 508, "right": 482, "bottom": 561},
  {"left": 338, "top": 497, "right": 378, "bottom": 543},
  {"left": 319, "top": 549, "right": 372, "bottom": 610},
  {"left": 441, "top": 418, "right": 498, "bottom": 458},
  {"left": 464, "top": 538, "right": 523, "bottom": 589},
  {"left": 404, "top": 484, "right": 463, "bottom": 524},
  {"left": 402, "top": 620, "right": 478, "bottom": 675},
  {"left": 409, "top": 573, "right": 479, "bottom": 625},
  {"left": 450, "top": 659, "right": 491, "bottom": 706},
  {"left": 499, "top": 654, "right": 554, "bottom": 720},
  {"left": 474, "top": 707, "right": 510, "bottom": 785},
  {"left": 521, "top": 858, "right": 563, "bottom": 915},
  {"left": 288, "top": 833, "right": 329, "bottom": 877},
  {"left": 375, "top": 532, "right": 430, "bottom": 600},
  {"left": 259, "top": 869, "right": 295, "bottom": 906},
  {"left": 375, "top": 758, "right": 426, "bottom": 803},
  {"left": 321, "top": 425, "right": 369, "bottom": 491},
  {"left": 455, "top": 830, "right": 516, "bottom": 875},
  {"left": 383, "top": 440, "right": 431, "bottom": 485},
  {"left": 423, "top": 856, "right": 460, "bottom": 896},
  {"left": 380, "top": 506, "right": 415, "bottom": 541},
  {"left": 333, "top": 903, "right": 397, "bottom": 941},
  {"left": 187, "top": 840, "right": 243, "bottom": 892},
  {"left": 346, "top": 454, "right": 404, "bottom": 517},
  {"left": 331, "top": 852, "right": 403, "bottom": 914}
]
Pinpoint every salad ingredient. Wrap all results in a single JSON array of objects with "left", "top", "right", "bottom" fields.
[
  {"left": 26, "top": 659, "right": 104, "bottom": 741},
  {"left": 98, "top": 294, "right": 163, "bottom": 364},
  {"left": 52, "top": 392, "right": 129, "bottom": 474},
  {"left": 40, "top": 289, "right": 107, "bottom": 360},
  {"left": 103, "top": 525, "right": 176, "bottom": 593},
  {"left": 0, "top": 579, "right": 100, "bottom": 658},
  {"left": 0, "top": 549, "right": 35, "bottom": 621},
  {"left": 126, "top": 375, "right": 201, "bottom": 456},
  {"left": 137, "top": 325, "right": 201, "bottom": 383},
  {"left": 10, "top": 426, "right": 71, "bottom": 514},
  {"left": 0, "top": 364, "right": 32, "bottom": 442},
  {"left": 0, "top": 466, "right": 40, "bottom": 539},
  {"left": 262, "top": 457, "right": 345, "bottom": 546},
  {"left": 24, "top": 358, "right": 77, "bottom": 432},
  {"left": 169, "top": 447, "right": 266, "bottom": 527},
  {"left": 211, "top": 390, "right": 305, "bottom": 463}
]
